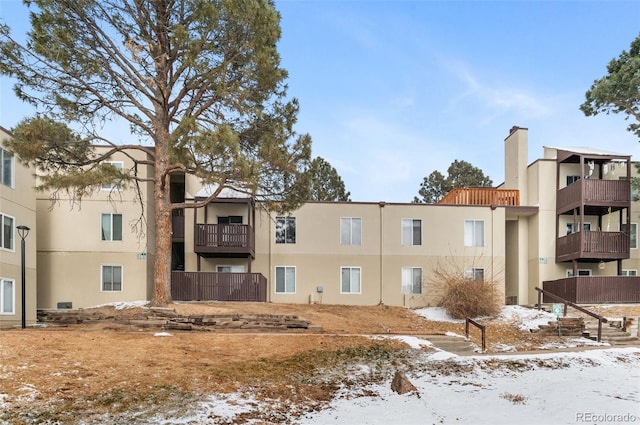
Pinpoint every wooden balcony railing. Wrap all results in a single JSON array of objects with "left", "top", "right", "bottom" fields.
[
  {"left": 171, "top": 271, "right": 267, "bottom": 302},
  {"left": 438, "top": 188, "right": 519, "bottom": 206},
  {"left": 194, "top": 223, "right": 255, "bottom": 257},
  {"left": 556, "top": 231, "right": 630, "bottom": 262},
  {"left": 543, "top": 276, "right": 640, "bottom": 304},
  {"left": 557, "top": 179, "right": 630, "bottom": 213}
]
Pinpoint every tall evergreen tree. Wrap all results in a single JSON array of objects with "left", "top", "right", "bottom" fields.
[
  {"left": 581, "top": 34, "right": 640, "bottom": 139},
  {"left": 308, "top": 157, "right": 351, "bottom": 201},
  {"left": 413, "top": 160, "right": 492, "bottom": 204},
  {"left": 0, "top": 0, "right": 312, "bottom": 305}
]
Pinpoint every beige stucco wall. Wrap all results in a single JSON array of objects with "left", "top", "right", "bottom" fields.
[
  {"left": 0, "top": 128, "right": 38, "bottom": 326},
  {"left": 248, "top": 201, "right": 506, "bottom": 308},
  {"left": 36, "top": 147, "right": 154, "bottom": 309}
]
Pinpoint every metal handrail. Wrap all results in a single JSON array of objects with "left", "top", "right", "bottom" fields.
[
  {"left": 465, "top": 318, "right": 486, "bottom": 352},
  {"left": 535, "top": 287, "right": 608, "bottom": 342}
]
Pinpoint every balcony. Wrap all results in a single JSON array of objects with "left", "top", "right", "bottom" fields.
[
  {"left": 556, "top": 231, "right": 630, "bottom": 262},
  {"left": 171, "top": 271, "right": 267, "bottom": 302},
  {"left": 543, "top": 276, "right": 640, "bottom": 304},
  {"left": 438, "top": 188, "right": 519, "bottom": 206},
  {"left": 194, "top": 223, "right": 255, "bottom": 258},
  {"left": 557, "top": 179, "right": 630, "bottom": 214}
]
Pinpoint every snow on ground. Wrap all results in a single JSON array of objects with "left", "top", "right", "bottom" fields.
[
  {"left": 298, "top": 348, "right": 640, "bottom": 425},
  {"left": 89, "top": 300, "right": 149, "bottom": 310},
  {"left": 150, "top": 347, "right": 640, "bottom": 425},
  {"left": 414, "top": 306, "right": 464, "bottom": 323},
  {"left": 496, "top": 305, "right": 559, "bottom": 331}
]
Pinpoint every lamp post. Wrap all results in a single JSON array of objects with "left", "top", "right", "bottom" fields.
[{"left": 17, "top": 225, "right": 30, "bottom": 329}]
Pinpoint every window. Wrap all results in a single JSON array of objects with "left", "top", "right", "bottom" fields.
[
  {"left": 566, "top": 222, "right": 591, "bottom": 235},
  {"left": 275, "top": 266, "right": 296, "bottom": 293},
  {"left": 621, "top": 223, "right": 637, "bottom": 249},
  {"left": 464, "top": 267, "right": 485, "bottom": 281},
  {"left": 341, "top": 267, "right": 361, "bottom": 293},
  {"left": 0, "top": 278, "right": 14, "bottom": 314},
  {"left": 341, "top": 217, "right": 361, "bottom": 245},
  {"left": 101, "top": 265, "right": 122, "bottom": 291},
  {"left": 401, "top": 219, "right": 421, "bottom": 246},
  {"left": 566, "top": 269, "right": 592, "bottom": 277},
  {"left": 464, "top": 220, "right": 484, "bottom": 247},
  {"left": 275, "top": 217, "right": 296, "bottom": 244},
  {"left": 217, "top": 265, "right": 245, "bottom": 273},
  {"left": 101, "top": 213, "right": 123, "bottom": 241},
  {"left": 566, "top": 175, "right": 580, "bottom": 186},
  {"left": 100, "top": 161, "right": 124, "bottom": 190},
  {"left": 622, "top": 270, "right": 637, "bottom": 276},
  {"left": 0, "top": 148, "right": 13, "bottom": 188},
  {"left": 0, "top": 213, "right": 14, "bottom": 251},
  {"left": 401, "top": 267, "right": 422, "bottom": 295}
]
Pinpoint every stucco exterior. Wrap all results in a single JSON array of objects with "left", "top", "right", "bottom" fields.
[
  {"left": 35, "top": 147, "right": 155, "bottom": 310},
  {"left": 0, "top": 127, "right": 37, "bottom": 326}
]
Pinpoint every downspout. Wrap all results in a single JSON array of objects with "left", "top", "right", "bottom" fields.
[{"left": 379, "top": 202, "right": 385, "bottom": 305}]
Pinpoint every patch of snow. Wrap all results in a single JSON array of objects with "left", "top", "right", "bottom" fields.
[
  {"left": 413, "top": 307, "right": 464, "bottom": 323},
  {"left": 496, "top": 305, "right": 557, "bottom": 331},
  {"left": 445, "top": 331, "right": 465, "bottom": 338},
  {"left": 386, "top": 335, "right": 434, "bottom": 349},
  {"left": 88, "top": 301, "right": 149, "bottom": 310},
  {"left": 153, "top": 332, "right": 173, "bottom": 337}
]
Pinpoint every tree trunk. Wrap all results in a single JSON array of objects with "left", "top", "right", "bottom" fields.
[
  {"left": 152, "top": 191, "right": 173, "bottom": 306},
  {"left": 151, "top": 124, "right": 173, "bottom": 306}
]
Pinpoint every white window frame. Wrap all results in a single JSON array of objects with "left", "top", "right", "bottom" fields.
[
  {"left": 274, "top": 266, "right": 296, "bottom": 294},
  {"left": 0, "top": 212, "right": 15, "bottom": 251},
  {"left": 275, "top": 216, "right": 296, "bottom": 244},
  {"left": 464, "top": 267, "right": 485, "bottom": 281},
  {"left": 0, "top": 147, "right": 14, "bottom": 188},
  {"left": 566, "top": 222, "right": 591, "bottom": 235},
  {"left": 401, "top": 219, "right": 422, "bottom": 246},
  {"left": 0, "top": 278, "right": 15, "bottom": 314},
  {"left": 340, "top": 267, "right": 361, "bottom": 294},
  {"left": 621, "top": 222, "right": 638, "bottom": 249},
  {"left": 401, "top": 267, "right": 422, "bottom": 295},
  {"left": 101, "top": 213, "right": 123, "bottom": 241},
  {"left": 340, "top": 217, "right": 362, "bottom": 245},
  {"left": 101, "top": 265, "right": 123, "bottom": 292},
  {"left": 216, "top": 265, "right": 245, "bottom": 273},
  {"left": 566, "top": 175, "right": 581, "bottom": 186},
  {"left": 622, "top": 269, "right": 637, "bottom": 276},
  {"left": 566, "top": 269, "right": 592, "bottom": 277},
  {"left": 464, "top": 220, "right": 484, "bottom": 247},
  {"left": 100, "top": 161, "right": 124, "bottom": 190}
]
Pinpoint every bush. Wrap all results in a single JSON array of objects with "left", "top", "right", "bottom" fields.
[{"left": 436, "top": 269, "right": 500, "bottom": 320}]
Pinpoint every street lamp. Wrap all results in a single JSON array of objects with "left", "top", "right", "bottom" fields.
[{"left": 17, "top": 225, "right": 30, "bottom": 329}]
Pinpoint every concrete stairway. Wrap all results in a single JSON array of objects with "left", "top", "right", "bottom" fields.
[
  {"left": 582, "top": 319, "right": 640, "bottom": 347},
  {"left": 421, "top": 334, "right": 479, "bottom": 355}
]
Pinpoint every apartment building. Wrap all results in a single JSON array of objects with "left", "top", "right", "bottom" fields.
[
  {"left": 0, "top": 126, "right": 37, "bottom": 326},
  {"left": 35, "top": 147, "right": 156, "bottom": 310},
  {"left": 7, "top": 125, "right": 639, "bottom": 314}
]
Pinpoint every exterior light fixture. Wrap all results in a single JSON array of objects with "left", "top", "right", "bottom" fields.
[{"left": 16, "top": 225, "right": 30, "bottom": 329}]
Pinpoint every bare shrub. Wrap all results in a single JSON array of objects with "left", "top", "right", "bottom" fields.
[
  {"left": 501, "top": 392, "right": 527, "bottom": 404},
  {"left": 433, "top": 258, "right": 501, "bottom": 320}
]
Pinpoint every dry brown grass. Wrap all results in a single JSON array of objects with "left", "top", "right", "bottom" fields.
[{"left": 1, "top": 302, "right": 638, "bottom": 424}]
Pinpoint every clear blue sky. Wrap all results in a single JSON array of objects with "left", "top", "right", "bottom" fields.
[{"left": 1, "top": 1, "right": 639, "bottom": 202}]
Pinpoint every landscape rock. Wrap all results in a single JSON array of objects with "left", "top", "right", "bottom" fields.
[{"left": 391, "top": 370, "right": 418, "bottom": 395}]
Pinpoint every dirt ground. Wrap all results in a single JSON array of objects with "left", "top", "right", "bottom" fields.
[{"left": 1, "top": 302, "right": 639, "bottom": 424}]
